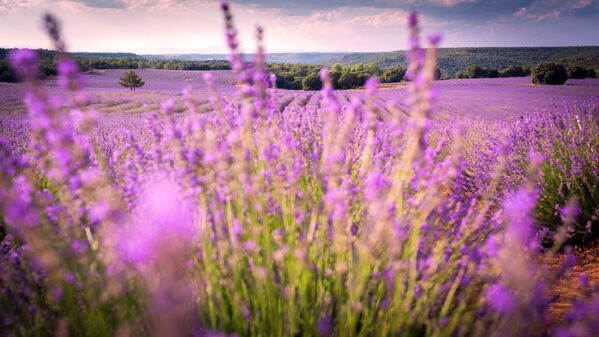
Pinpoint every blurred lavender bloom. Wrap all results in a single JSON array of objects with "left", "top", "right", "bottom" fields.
[
  {"left": 486, "top": 284, "right": 515, "bottom": 314},
  {"left": 8, "top": 49, "right": 38, "bottom": 81}
]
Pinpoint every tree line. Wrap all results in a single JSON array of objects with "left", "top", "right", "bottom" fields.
[
  {"left": 338, "top": 46, "right": 599, "bottom": 78},
  {"left": 455, "top": 64, "right": 596, "bottom": 80},
  {"left": 0, "top": 48, "right": 230, "bottom": 83},
  {"left": 2, "top": 47, "right": 597, "bottom": 88},
  {"left": 270, "top": 63, "right": 421, "bottom": 90}
]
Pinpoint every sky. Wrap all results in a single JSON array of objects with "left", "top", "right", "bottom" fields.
[{"left": 0, "top": 0, "right": 598, "bottom": 54}]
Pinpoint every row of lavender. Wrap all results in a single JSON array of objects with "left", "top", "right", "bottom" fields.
[{"left": 1, "top": 4, "right": 598, "bottom": 337}]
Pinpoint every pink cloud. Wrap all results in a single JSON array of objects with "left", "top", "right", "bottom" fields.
[
  {"left": 0, "top": 0, "right": 40, "bottom": 11},
  {"left": 515, "top": 0, "right": 593, "bottom": 21},
  {"left": 349, "top": 10, "right": 408, "bottom": 27},
  {"left": 573, "top": 0, "right": 592, "bottom": 8}
]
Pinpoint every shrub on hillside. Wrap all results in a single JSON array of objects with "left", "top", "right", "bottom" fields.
[
  {"left": 466, "top": 65, "right": 486, "bottom": 78},
  {"left": 301, "top": 72, "right": 322, "bottom": 90},
  {"left": 338, "top": 72, "right": 358, "bottom": 89},
  {"left": 434, "top": 67, "right": 442, "bottom": 80},
  {"left": 532, "top": 62, "right": 568, "bottom": 85},
  {"left": 0, "top": 61, "right": 18, "bottom": 83},
  {"left": 329, "top": 71, "right": 342, "bottom": 88},
  {"left": 344, "top": 63, "right": 382, "bottom": 76},
  {"left": 458, "top": 65, "right": 500, "bottom": 79},
  {"left": 380, "top": 67, "right": 405, "bottom": 83},
  {"left": 567, "top": 65, "right": 588, "bottom": 79},
  {"left": 499, "top": 65, "right": 527, "bottom": 78}
]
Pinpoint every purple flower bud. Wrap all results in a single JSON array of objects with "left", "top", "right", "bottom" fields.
[
  {"left": 220, "top": 1, "right": 229, "bottom": 12},
  {"left": 161, "top": 99, "right": 176, "bottom": 115},
  {"left": 408, "top": 12, "right": 418, "bottom": 28},
  {"left": 428, "top": 33, "right": 443, "bottom": 46},
  {"left": 52, "top": 285, "right": 63, "bottom": 301},
  {"left": 57, "top": 59, "right": 79, "bottom": 89},
  {"left": 319, "top": 67, "right": 329, "bottom": 83},
  {"left": 365, "top": 76, "right": 379, "bottom": 96},
  {"left": 486, "top": 284, "right": 515, "bottom": 314},
  {"left": 578, "top": 272, "right": 589, "bottom": 288},
  {"left": 232, "top": 219, "right": 243, "bottom": 238},
  {"left": 8, "top": 49, "right": 38, "bottom": 81},
  {"left": 318, "top": 316, "right": 333, "bottom": 336},
  {"left": 64, "top": 272, "right": 75, "bottom": 284}
]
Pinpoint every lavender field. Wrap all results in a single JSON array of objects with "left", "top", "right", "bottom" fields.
[
  {"left": 2, "top": 70, "right": 598, "bottom": 119},
  {"left": 1, "top": 2, "right": 599, "bottom": 337}
]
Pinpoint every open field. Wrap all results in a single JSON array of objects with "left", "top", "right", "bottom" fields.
[{"left": 1, "top": 70, "right": 598, "bottom": 119}]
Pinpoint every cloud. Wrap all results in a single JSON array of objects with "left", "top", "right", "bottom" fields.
[
  {"left": 573, "top": 0, "right": 592, "bottom": 8},
  {"left": 515, "top": 0, "right": 594, "bottom": 21},
  {"left": 349, "top": 10, "right": 408, "bottom": 27},
  {"left": 426, "top": 0, "right": 477, "bottom": 6},
  {"left": 75, "top": 0, "right": 127, "bottom": 8},
  {"left": 0, "top": 0, "right": 40, "bottom": 11},
  {"left": 0, "top": 0, "right": 216, "bottom": 11}
]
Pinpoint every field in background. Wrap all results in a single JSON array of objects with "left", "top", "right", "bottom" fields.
[{"left": 1, "top": 69, "right": 598, "bottom": 119}]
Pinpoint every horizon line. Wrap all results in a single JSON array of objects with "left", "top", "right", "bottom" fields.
[{"left": 2, "top": 45, "right": 599, "bottom": 56}]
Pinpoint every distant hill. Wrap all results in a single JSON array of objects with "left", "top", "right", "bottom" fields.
[
  {"left": 336, "top": 47, "right": 599, "bottom": 77},
  {"left": 0, "top": 48, "right": 140, "bottom": 60},
  {"left": 2, "top": 47, "right": 598, "bottom": 79},
  {"left": 143, "top": 47, "right": 599, "bottom": 77},
  {"left": 143, "top": 52, "right": 346, "bottom": 65}
]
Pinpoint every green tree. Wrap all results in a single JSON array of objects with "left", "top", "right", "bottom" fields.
[
  {"left": 455, "top": 71, "right": 467, "bottom": 79},
  {"left": 487, "top": 69, "right": 499, "bottom": 78},
  {"left": 301, "top": 72, "right": 322, "bottom": 91},
  {"left": 434, "top": 67, "right": 442, "bottom": 80},
  {"left": 466, "top": 65, "right": 486, "bottom": 78},
  {"left": 0, "top": 60, "right": 18, "bottom": 83},
  {"left": 329, "top": 71, "right": 342, "bottom": 89},
  {"left": 567, "top": 65, "right": 588, "bottom": 79},
  {"left": 381, "top": 67, "right": 405, "bottom": 83},
  {"left": 330, "top": 64, "right": 343, "bottom": 72},
  {"left": 532, "top": 63, "right": 568, "bottom": 85},
  {"left": 119, "top": 70, "right": 145, "bottom": 91},
  {"left": 499, "top": 65, "right": 527, "bottom": 78},
  {"left": 338, "top": 72, "right": 359, "bottom": 89}
]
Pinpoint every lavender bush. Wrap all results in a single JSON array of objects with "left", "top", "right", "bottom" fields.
[{"left": 1, "top": 3, "right": 598, "bottom": 337}]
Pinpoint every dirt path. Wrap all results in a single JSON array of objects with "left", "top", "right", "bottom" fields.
[{"left": 546, "top": 244, "right": 599, "bottom": 322}]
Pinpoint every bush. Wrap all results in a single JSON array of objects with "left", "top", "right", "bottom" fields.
[
  {"left": 381, "top": 67, "right": 405, "bottom": 83},
  {"left": 588, "top": 68, "right": 596, "bottom": 78},
  {"left": 460, "top": 65, "right": 500, "bottom": 79},
  {"left": 434, "top": 67, "right": 442, "bottom": 80},
  {"left": 499, "top": 65, "right": 527, "bottom": 78},
  {"left": 329, "top": 71, "right": 342, "bottom": 88},
  {"left": 532, "top": 62, "right": 568, "bottom": 85},
  {"left": 0, "top": 61, "right": 18, "bottom": 82},
  {"left": 355, "top": 71, "right": 371, "bottom": 86},
  {"left": 466, "top": 65, "right": 486, "bottom": 78},
  {"left": 301, "top": 72, "right": 322, "bottom": 90},
  {"left": 567, "top": 65, "right": 588, "bottom": 79},
  {"left": 336, "top": 71, "right": 370, "bottom": 89}
]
